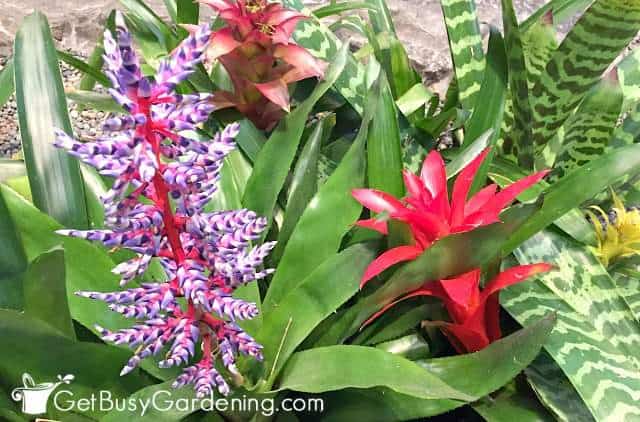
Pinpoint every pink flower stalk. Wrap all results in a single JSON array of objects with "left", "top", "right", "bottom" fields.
[
  {"left": 365, "top": 264, "right": 553, "bottom": 353},
  {"left": 54, "top": 13, "right": 274, "bottom": 397},
  {"left": 195, "top": 0, "right": 327, "bottom": 129},
  {"left": 352, "top": 148, "right": 549, "bottom": 287}
]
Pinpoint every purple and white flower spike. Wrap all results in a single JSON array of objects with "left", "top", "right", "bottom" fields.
[{"left": 54, "top": 12, "right": 271, "bottom": 397}]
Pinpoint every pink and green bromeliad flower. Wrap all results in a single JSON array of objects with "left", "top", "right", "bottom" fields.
[
  {"left": 191, "top": 0, "right": 327, "bottom": 130},
  {"left": 53, "top": 13, "right": 272, "bottom": 397}
]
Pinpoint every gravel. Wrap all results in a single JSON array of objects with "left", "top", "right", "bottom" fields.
[{"left": 0, "top": 51, "right": 108, "bottom": 158}]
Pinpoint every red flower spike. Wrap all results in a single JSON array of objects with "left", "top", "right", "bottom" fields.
[
  {"left": 352, "top": 147, "right": 549, "bottom": 288},
  {"left": 364, "top": 264, "right": 552, "bottom": 354},
  {"left": 198, "top": 0, "right": 326, "bottom": 129}
]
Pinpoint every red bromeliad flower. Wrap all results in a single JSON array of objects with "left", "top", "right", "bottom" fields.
[
  {"left": 352, "top": 148, "right": 549, "bottom": 287},
  {"left": 366, "top": 264, "right": 553, "bottom": 353},
  {"left": 196, "top": 0, "right": 327, "bottom": 129}
]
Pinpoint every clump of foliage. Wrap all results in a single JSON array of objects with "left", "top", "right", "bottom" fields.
[{"left": 2, "top": 0, "right": 640, "bottom": 420}]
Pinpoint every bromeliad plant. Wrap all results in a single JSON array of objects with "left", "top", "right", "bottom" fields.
[
  {"left": 366, "top": 264, "right": 553, "bottom": 353},
  {"left": 196, "top": 0, "right": 326, "bottom": 129},
  {"left": 54, "top": 15, "right": 271, "bottom": 397},
  {"left": 4, "top": 0, "right": 640, "bottom": 420},
  {"left": 353, "top": 148, "right": 548, "bottom": 286}
]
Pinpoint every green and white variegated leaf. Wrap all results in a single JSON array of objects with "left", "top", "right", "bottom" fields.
[
  {"left": 284, "top": 0, "right": 367, "bottom": 114},
  {"left": 530, "top": 0, "right": 640, "bottom": 155},
  {"left": 526, "top": 352, "right": 595, "bottom": 422},
  {"left": 612, "top": 270, "right": 640, "bottom": 321},
  {"left": 610, "top": 101, "right": 640, "bottom": 148},
  {"left": 440, "top": 0, "right": 485, "bottom": 110},
  {"left": 499, "top": 0, "right": 534, "bottom": 168},
  {"left": 499, "top": 13, "right": 558, "bottom": 162},
  {"left": 546, "top": 72, "right": 623, "bottom": 181},
  {"left": 502, "top": 230, "right": 640, "bottom": 421},
  {"left": 522, "top": 12, "right": 558, "bottom": 90}
]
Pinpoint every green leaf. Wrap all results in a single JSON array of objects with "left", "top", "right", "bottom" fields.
[
  {"left": 546, "top": 72, "right": 623, "bottom": 180},
  {"left": 0, "top": 58, "right": 14, "bottom": 108},
  {"left": 57, "top": 50, "right": 111, "bottom": 87},
  {"left": 177, "top": 0, "right": 200, "bottom": 39},
  {"left": 366, "top": 0, "right": 397, "bottom": 35},
  {"left": 503, "top": 143, "right": 640, "bottom": 253},
  {"left": 396, "top": 83, "right": 435, "bottom": 117},
  {"left": 488, "top": 157, "right": 595, "bottom": 245},
  {"left": 277, "top": 345, "right": 472, "bottom": 401},
  {"left": 524, "top": 352, "right": 594, "bottom": 422},
  {"left": 0, "top": 189, "right": 28, "bottom": 278},
  {"left": 521, "top": 12, "right": 558, "bottom": 89},
  {"left": 208, "top": 149, "right": 251, "bottom": 212},
  {"left": 445, "top": 130, "right": 492, "bottom": 179},
  {"left": 23, "top": 247, "right": 75, "bottom": 339},
  {"left": 314, "top": 203, "right": 538, "bottom": 345},
  {"left": 440, "top": 0, "right": 485, "bottom": 109},
  {"left": 261, "top": 72, "right": 372, "bottom": 311},
  {"left": 387, "top": 38, "right": 421, "bottom": 99},
  {"left": 312, "top": 2, "right": 376, "bottom": 18},
  {"left": 241, "top": 43, "right": 348, "bottom": 222},
  {"left": 521, "top": 0, "right": 592, "bottom": 31},
  {"left": 472, "top": 381, "right": 555, "bottom": 422},
  {"left": 14, "top": 12, "right": 89, "bottom": 228},
  {"left": 120, "top": 0, "right": 178, "bottom": 53},
  {"left": 284, "top": 0, "right": 368, "bottom": 115},
  {"left": 66, "top": 89, "right": 123, "bottom": 113},
  {"left": 0, "top": 185, "right": 168, "bottom": 380},
  {"left": 0, "top": 309, "right": 149, "bottom": 419},
  {"left": 258, "top": 244, "right": 375, "bottom": 387},
  {"left": 0, "top": 159, "right": 26, "bottom": 183},
  {"left": 78, "top": 12, "right": 113, "bottom": 93},
  {"left": 309, "top": 315, "right": 555, "bottom": 421},
  {"left": 367, "top": 76, "right": 404, "bottom": 198},
  {"left": 502, "top": 230, "right": 640, "bottom": 421},
  {"left": 464, "top": 28, "right": 507, "bottom": 144},
  {"left": 530, "top": 0, "right": 640, "bottom": 154},
  {"left": 610, "top": 100, "right": 640, "bottom": 148},
  {"left": 463, "top": 28, "right": 507, "bottom": 194},
  {"left": 271, "top": 119, "right": 324, "bottom": 263},
  {"left": 375, "top": 334, "right": 430, "bottom": 360},
  {"left": 498, "top": 13, "right": 558, "bottom": 163},
  {"left": 235, "top": 119, "right": 266, "bottom": 163},
  {"left": 501, "top": 0, "right": 534, "bottom": 169},
  {"left": 354, "top": 303, "right": 430, "bottom": 346},
  {"left": 612, "top": 269, "right": 640, "bottom": 321},
  {"left": 102, "top": 381, "right": 204, "bottom": 422}
]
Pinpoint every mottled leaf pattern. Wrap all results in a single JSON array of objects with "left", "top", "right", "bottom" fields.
[
  {"left": 502, "top": 230, "right": 640, "bottom": 421},
  {"left": 530, "top": 0, "right": 640, "bottom": 154},
  {"left": 499, "top": 14, "right": 557, "bottom": 162},
  {"left": 521, "top": 13, "right": 558, "bottom": 89},
  {"left": 612, "top": 270, "right": 640, "bottom": 321},
  {"left": 526, "top": 352, "right": 595, "bottom": 422},
  {"left": 440, "top": 0, "right": 485, "bottom": 110},
  {"left": 548, "top": 72, "right": 623, "bottom": 181},
  {"left": 500, "top": 0, "right": 534, "bottom": 168},
  {"left": 284, "top": 0, "right": 368, "bottom": 114}
]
